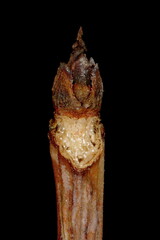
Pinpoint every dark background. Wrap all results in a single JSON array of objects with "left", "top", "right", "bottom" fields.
[{"left": 6, "top": 20, "right": 144, "bottom": 239}]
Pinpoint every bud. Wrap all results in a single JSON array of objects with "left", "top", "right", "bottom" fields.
[{"left": 52, "top": 27, "right": 103, "bottom": 118}]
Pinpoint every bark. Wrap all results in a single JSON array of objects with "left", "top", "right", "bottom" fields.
[{"left": 49, "top": 27, "right": 105, "bottom": 240}]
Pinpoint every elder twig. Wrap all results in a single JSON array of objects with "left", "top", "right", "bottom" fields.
[{"left": 49, "top": 27, "right": 105, "bottom": 240}]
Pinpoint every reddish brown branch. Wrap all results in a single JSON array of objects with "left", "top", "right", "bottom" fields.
[{"left": 49, "top": 27, "right": 104, "bottom": 240}]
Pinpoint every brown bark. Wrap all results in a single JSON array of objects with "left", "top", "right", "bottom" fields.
[{"left": 49, "top": 27, "right": 105, "bottom": 240}]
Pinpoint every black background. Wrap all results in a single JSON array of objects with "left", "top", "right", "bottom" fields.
[{"left": 5, "top": 19, "right": 144, "bottom": 239}]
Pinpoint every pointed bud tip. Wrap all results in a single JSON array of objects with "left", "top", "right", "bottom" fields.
[
  {"left": 77, "top": 26, "right": 83, "bottom": 41},
  {"left": 72, "top": 26, "right": 87, "bottom": 52}
]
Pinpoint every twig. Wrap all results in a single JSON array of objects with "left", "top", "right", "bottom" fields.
[{"left": 49, "top": 27, "right": 105, "bottom": 240}]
